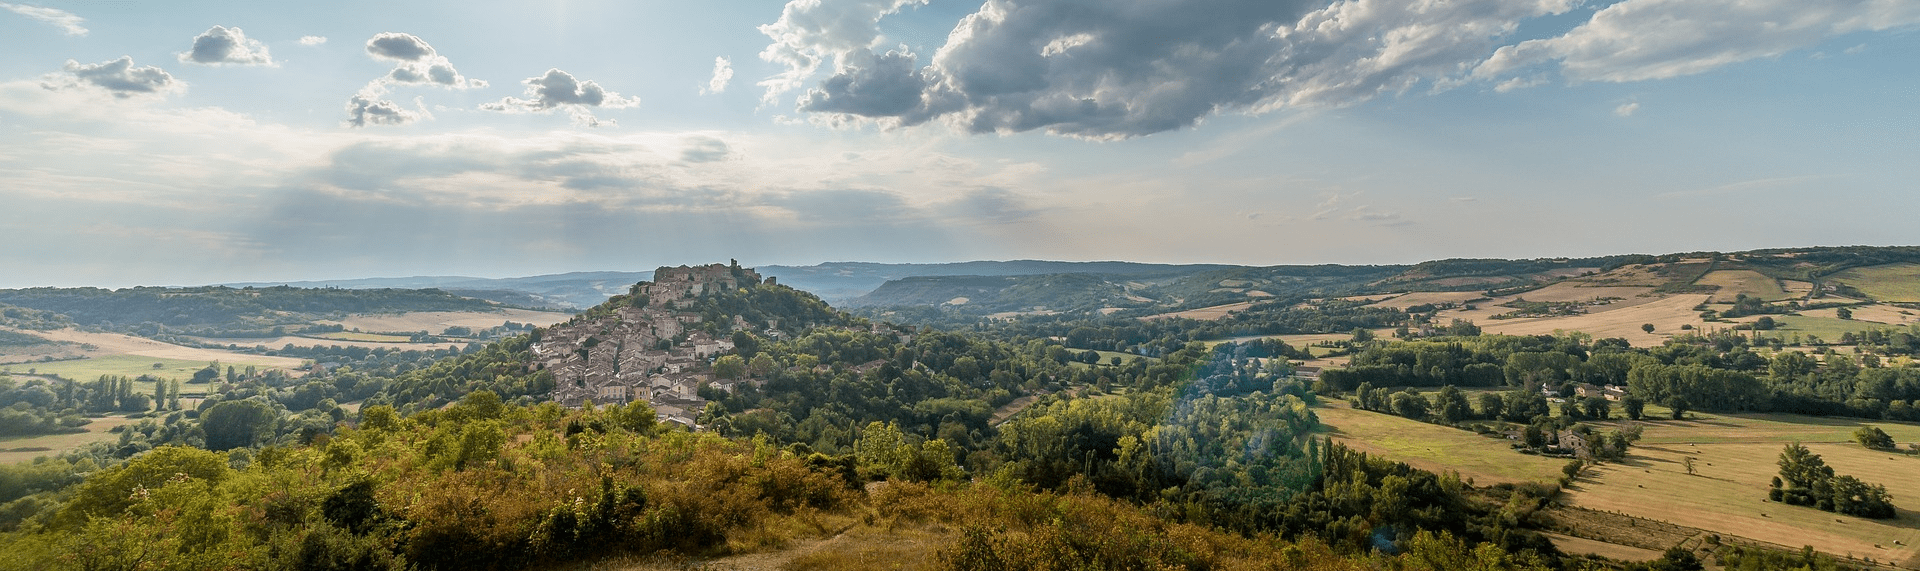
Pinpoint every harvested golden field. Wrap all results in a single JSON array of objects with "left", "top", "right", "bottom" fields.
[
  {"left": 1698, "top": 269, "right": 1793, "bottom": 302},
  {"left": 320, "top": 309, "right": 572, "bottom": 333},
  {"left": 1362, "top": 291, "right": 1486, "bottom": 310},
  {"left": 194, "top": 335, "right": 467, "bottom": 351},
  {"left": 21, "top": 328, "right": 304, "bottom": 367},
  {"left": 1140, "top": 301, "right": 1255, "bottom": 321},
  {"left": 1440, "top": 294, "right": 1711, "bottom": 347},
  {"left": 1499, "top": 283, "right": 1660, "bottom": 303},
  {"left": 1565, "top": 412, "right": 1920, "bottom": 566}
]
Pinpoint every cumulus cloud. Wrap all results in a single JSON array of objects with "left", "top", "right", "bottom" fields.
[
  {"left": 763, "top": 0, "right": 1585, "bottom": 138},
  {"left": 703, "top": 57, "right": 735, "bottom": 95},
  {"left": 0, "top": 3, "right": 85, "bottom": 35},
  {"left": 757, "top": 0, "right": 929, "bottom": 103},
  {"left": 344, "top": 93, "right": 422, "bottom": 127},
  {"left": 299, "top": 35, "right": 328, "bottom": 46},
  {"left": 363, "top": 32, "right": 484, "bottom": 88},
  {"left": 47, "top": 57, "right": 183, "bottom": 98},
  {"left": 1614, "top": 102, "right": 1639, "bottom": 117},
  {"left": 345, "top": 33, "right": 482, "bottom": 127},
  {"left": 180, "top": 25, "right": 274, "bottom": 66},
  {"left": 1475, "top": 0, "right": 1920, "bottom": 84},
  {"left": 761, "top": 0, "right": 1920, "bottom": 139},
  {"left": 480, "top": 68, "right": 638, "bottom": 127}
]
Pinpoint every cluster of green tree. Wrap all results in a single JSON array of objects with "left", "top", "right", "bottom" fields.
[
  {"left": 0, "top": 285, "right": 506, "bottom": 338},
  {"left": 1853, "top": 426, "right": 1895, "bottom": 450},
  {"left": 1346, "top": 384, "right": 1642, "bottom": 461},
  {"left": 1321, "top": 335, "right": 1610, "bottom": 390},
  {"left": 1711, "top": 544, "right": 1864, "bottom": 571},
  {"left": 1490, "top": 298, "right": 1597, "bottom": 320},
  {"left": 0, "top": 388, "right": 1595, "bottom": 571},
  {"left": 0, "top": 304, "right": 72, "bottom": 331},
  {"left": 0, "top": 330, "right": 55, "bottom": 348},
  {"left": 1712, "top": 294, "right": 1790, "bottom": 319},
  {"left": 879, "top": 297, "right": 1407, "bottom": 359},
  {"left": 371, "top": 334, "right": 551, "bottom": 412},
  {"left": 1324, "top": 329, "right": 1920, "bottom": 423},
  {"left": 1833, "top": 326, "right": 1920, "bottom": 356},
  {"left": 1770, "top": 442, "right": 1895, "bottom": 519},
  {"left": 0, "top": 374, "right": 187, "bottom": 436},
  {"left": 699, "top": 326, "right": 1082, "bottom": 454}
]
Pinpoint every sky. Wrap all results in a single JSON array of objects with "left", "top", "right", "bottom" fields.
[{"left": 0, "top": 0, "right": 1916, "bottom": 288}]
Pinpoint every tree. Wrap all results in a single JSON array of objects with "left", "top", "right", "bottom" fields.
[
  {"left": 1649, "top": 547, "right": 1704, "bottom": 571},
  {"left": 1668, "top": 396, "right": 1689, "bottom": 420},
  {"left": 1523, "top": 424, "right": 1546, "bottom": 449},
  {"left": 1836, "top": 307, "right": 1853, "bottom": 320},
  {"left": 1642, "top": 323, "right": 1655, "bottom": 334},
  {"left": 1854, "top": 426, "right": 1895, "bottom": 450},
  {"left": 1582, "top": 396, "right": 1611, "bottom": 420},
  {"left": 713, "top": 354, "right": 746, "bottom": 380},
  {"left": 1683, "top": 456, "right": 1696, "bottom": 476},
  {"left": 1391, "top": 390, "right": 1429, "bottom": 421},
  {"left": 1476, "top": 392, "right": 1504, "bottom": 421},
  {"left": 200, "top": 399, "right": 278, "bottom": 451},
  {"left": 1350, "top": 327, "right": 1375, "bottom": 344},
  {"left": 1434, "top": 386, "right": 1471, "bottom": 424},
  {"left": 1622, "top": 395, "right": 1645, "bottom": 420}
]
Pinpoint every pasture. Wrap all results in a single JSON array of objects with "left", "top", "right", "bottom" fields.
[
  {"left": 0, "top": 414, "right": 139, "bottom": 464},
  {"left": 1830, "top": 263, "right": 1920, "bottom": 303},
  {"left": 1697, "top": 269, "right": 1793, "bottom": 302},
  {"left": 1562, "top": 411, "right": 1920, "bottom": 566},
  {"left": 1312, "top": 401, "right": 1567, "bottom": 485},
  {"left": 2, "top": 354, "right": 294, "bottom": 383}
]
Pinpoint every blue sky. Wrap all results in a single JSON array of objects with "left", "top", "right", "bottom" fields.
[{"left": 0, "top": 0, "right": 1916, "bottom": 287}]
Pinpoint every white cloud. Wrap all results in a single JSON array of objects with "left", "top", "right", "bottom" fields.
[
  {"left": 299, "top": 35, "right": 328, "bottom": 46},
  {"left": 180, "top": 25, "right": 275, "bottom": 66},
  {"left": 756, "top": 0, "right": 928, "bottom": 104},
  {"left": 1613, "top": 102, "right": 1639, "bottom": 117},
  {"left": 1475, "top": 0, "right": 1920, "bottom": 84},
  {"left": 345, "top": 33, "right": 484, "bottom": 128},
  {"left": 47, "top": 57, "right": 183, "bottom": 99},
  {"left": 480, "top": 68, "right": 638, "bottom": 127},
  {"left": 703, "top": 56, "right": 735, "bottom": 95},
  {"left": 0, "top": 2, "right": 85, "bottom": 36},
  {"left": 363, "top": 32, "right": 484, "bottom": 88}
]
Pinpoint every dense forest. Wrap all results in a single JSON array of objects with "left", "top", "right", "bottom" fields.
[{"left": 0, "top": 286, "right": 509, "bottom": 338}]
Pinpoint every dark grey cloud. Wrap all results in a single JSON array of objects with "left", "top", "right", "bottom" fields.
[
  {"left": 767, "top": 0, "right": 1907, "bottom": 138},
  {"left": 798, "top": 48, "right": 927, "bottom": 116},
  {"left": 54, "top": 56, "right": 181, "bottom": 98},
  {"left": 180, "top": 25, "right": 274, "bottom": 66}
]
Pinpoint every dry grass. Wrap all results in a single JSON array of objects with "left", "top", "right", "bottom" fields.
[
  {"left": 1564, "top": 411, "right": 1920, "bottom": 565},
  {"left": 1799, "top": 305, "right": 1920, "bottom": 327},
  {"left": 1698, "top": 270, "right": 1793, "bottom": 302},
  {"left": 321, "top": 309, "right": 572, "bottom": 333},
  {"left": 1540, "top": 532, "right": 1662, "bottom": 562}
]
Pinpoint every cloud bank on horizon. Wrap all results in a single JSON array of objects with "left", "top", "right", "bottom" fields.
[{"left": 0, "top": 0, "right": 1914, "bottom": 287}]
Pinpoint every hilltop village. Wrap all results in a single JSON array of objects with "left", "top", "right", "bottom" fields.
[
  {"left": 535, "top": 264, "right": 755, "bottom": 427},
  {"left": 534, "top": 263, "right": 909, "bottom": 428}
]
